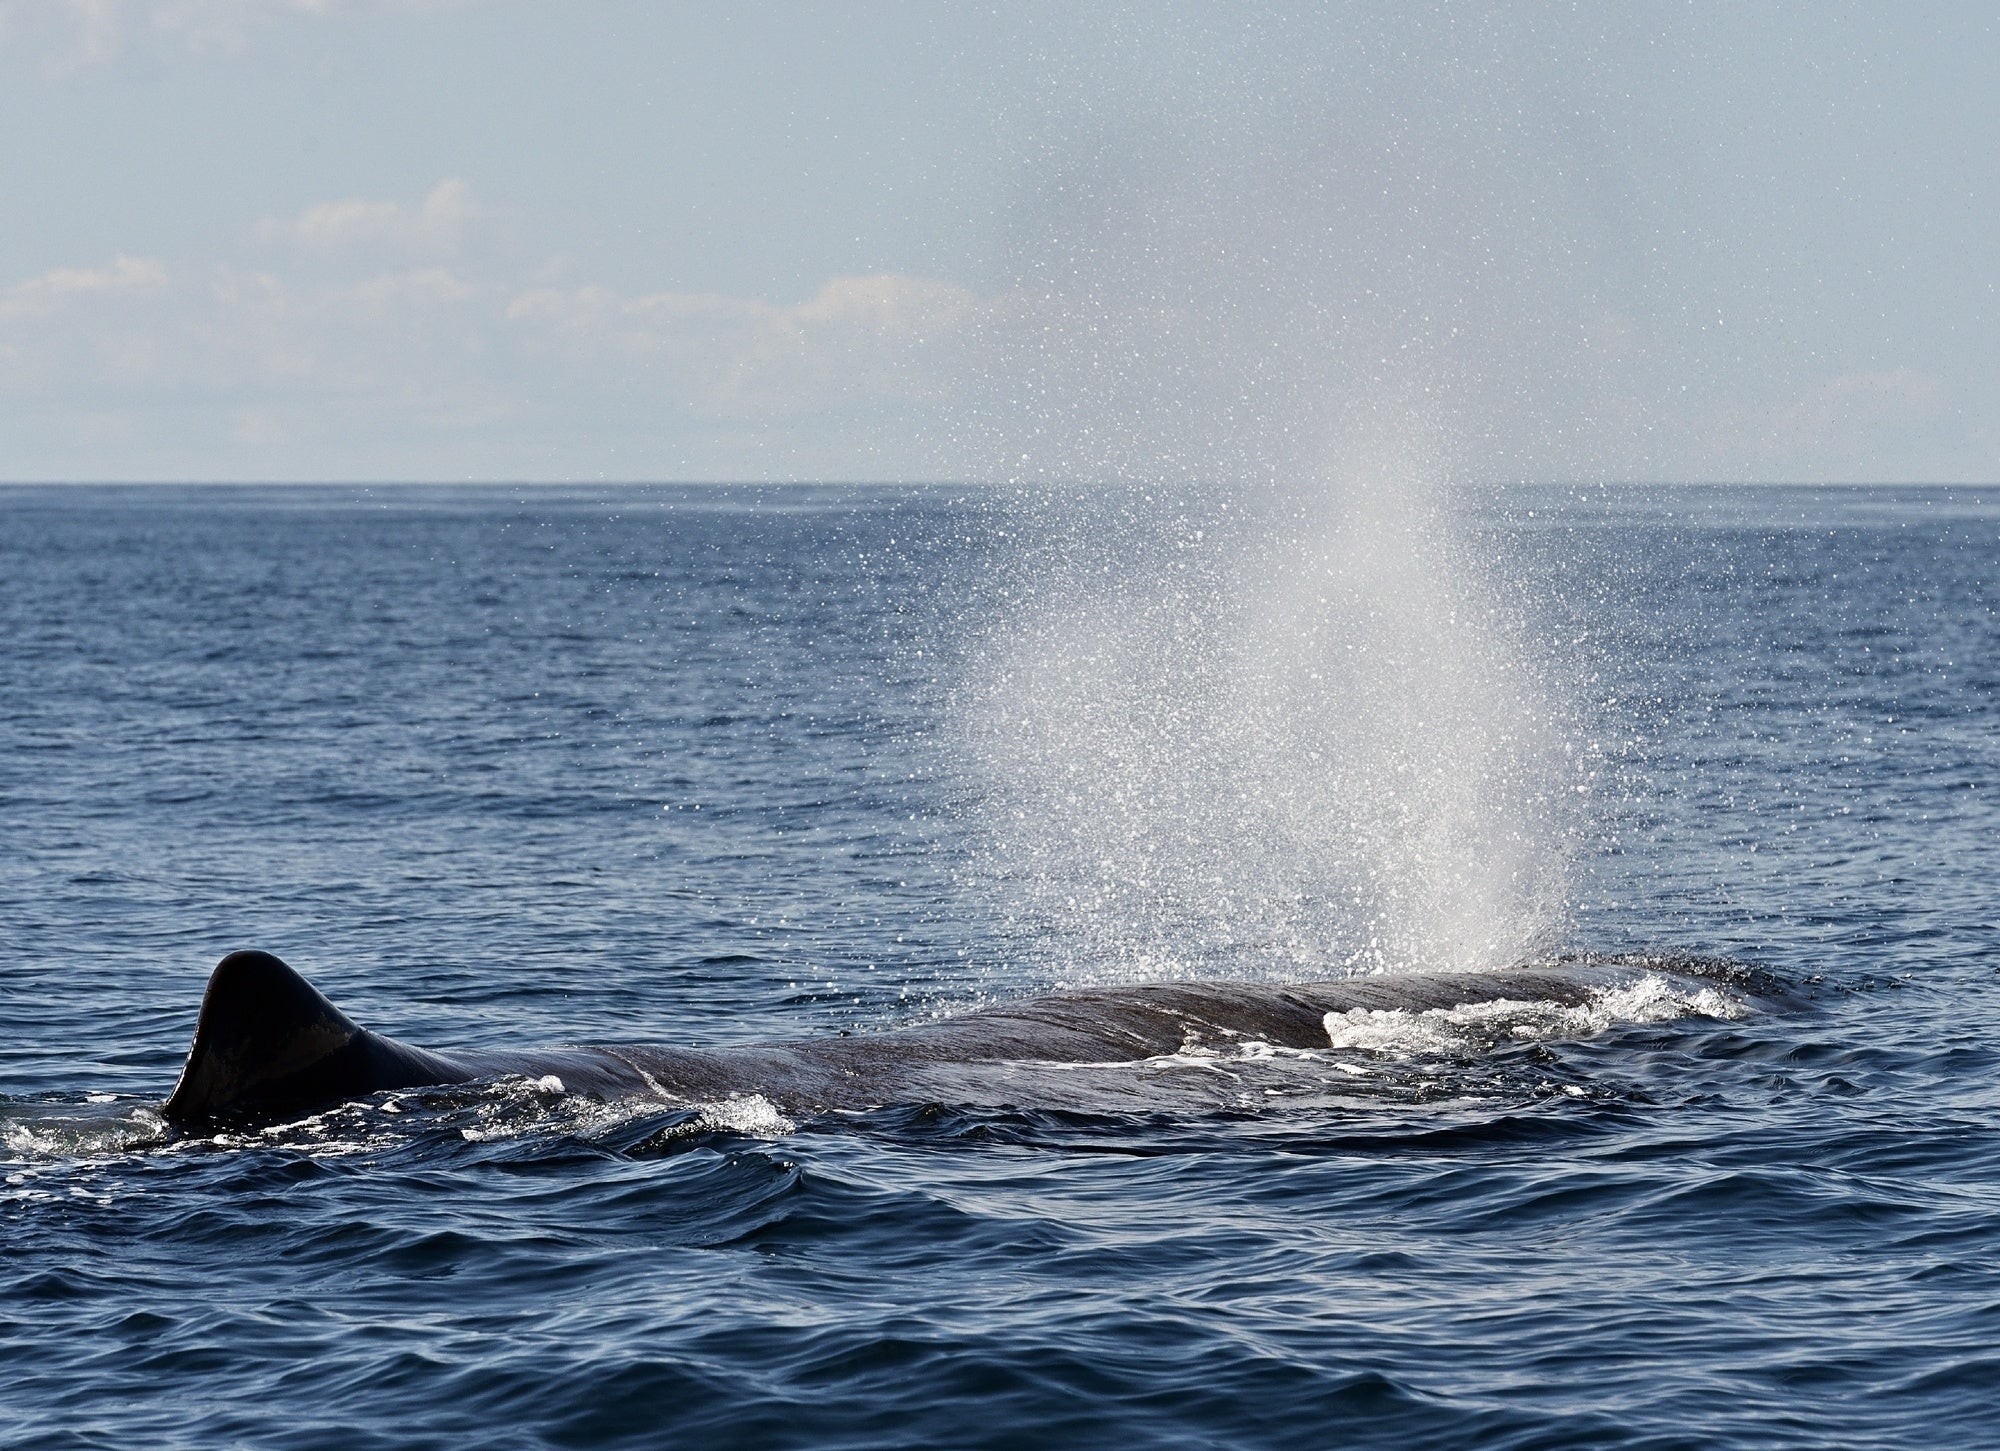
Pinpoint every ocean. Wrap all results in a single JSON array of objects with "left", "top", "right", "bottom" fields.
[{"left": 4, "top": 482, "right": 1998, "bottom": 1449}]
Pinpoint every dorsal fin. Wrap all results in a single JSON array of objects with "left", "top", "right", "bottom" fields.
[{"left": 163, "top": 951, "right": 472, "bottom": 1125}]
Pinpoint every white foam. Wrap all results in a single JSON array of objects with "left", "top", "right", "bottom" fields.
[
  {"left": 2, "top": 1104, "right": 168, "bottom": 1164},
  {"left": 1322, "top": 973, "right": 1748, "bottom": 1057},
  {"left": 693, "top": 1094, "right": 795, "bottom": 1138},
  {"left": 452, "top": 1077, "right": 798, "bottom": 1146}
]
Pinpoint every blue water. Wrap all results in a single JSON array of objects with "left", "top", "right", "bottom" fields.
[{"left": 4, "top": 483, "right": 1998, "bottom": 1449}]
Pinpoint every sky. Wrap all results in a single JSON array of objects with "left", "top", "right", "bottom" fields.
[{"left": 0, "top": 0, "right": 1994, "bottom": 484}]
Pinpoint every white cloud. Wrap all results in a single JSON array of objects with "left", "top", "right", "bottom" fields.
[
  {"left": 794, "top": 274, "right": 983, "bottom": 333},
  {"left": 714, "top": 274, "right": 986, "bottom": 417},
  {"left": 0, "top": 234, "right": 997, "bottom": 478},
  {"left": 504, "top": 283, "right": 733, "bottom": 337},
  {"left": 259, "top": 179, "right": 476, "bottom": 254},
  {"left": 337, "top": 267, "right": 475, "bottom": 312},
  {"left": 0, "top": 254, "right": 168, "bottom": 318},
  {"left": 505, "top": 272, "right": 985, "bottom": 420},
  {"left": 12, "top": 239, "right": 1989, "bottom": 484},
  {"left": 0, "top": 0, "right": 486, "bottom": 71}
]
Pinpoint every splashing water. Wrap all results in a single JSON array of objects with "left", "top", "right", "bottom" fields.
[
  {"left": 954, "top": 440, "right": 1585, "bottom": 985},
  {"left": 1320, "top": 973, "right": 1751, "bottom": 1058},
  {"left": 934, "top": 12, "right": 1618, "bottom": 985}
]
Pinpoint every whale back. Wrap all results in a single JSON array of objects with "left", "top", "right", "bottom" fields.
[
  {"left": 164, "top": 951, "right": 475, "bottom": 1125},
  {"left": 161, "top": 950, "right": 1771, "bottom": 1127}
]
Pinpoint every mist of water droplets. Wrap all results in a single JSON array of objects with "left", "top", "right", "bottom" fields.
[
  {"left": 930, "top": 8, "right": 1624, "bottom": 984},
  {"left": 951, "top": 443, "right": 1586, "bottom": 984}
]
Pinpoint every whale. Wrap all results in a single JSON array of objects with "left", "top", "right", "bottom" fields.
[{"left": 160, "top": 949, "right": 1770, "bottom": 1128}]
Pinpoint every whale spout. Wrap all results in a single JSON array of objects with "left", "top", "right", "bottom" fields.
[{"left": 163, "top": 951, "right": 474, "bottom": 1126}]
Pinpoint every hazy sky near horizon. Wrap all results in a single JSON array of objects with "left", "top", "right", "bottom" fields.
[{"left": 1, "top": 1, "right": 1994, "bottom": 484}]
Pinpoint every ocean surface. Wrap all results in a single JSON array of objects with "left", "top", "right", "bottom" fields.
[{"left": 4, "top": 482, "right": 1998, "bottom": 1449}]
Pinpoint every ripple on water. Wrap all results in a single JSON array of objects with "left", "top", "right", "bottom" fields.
[{"left": 7, "top": 488, "right": 2000, "bottom": 1448}]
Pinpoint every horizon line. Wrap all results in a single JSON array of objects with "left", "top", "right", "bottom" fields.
[{"left": 2, "top": 478, "right": 1995, "bottom": 490}]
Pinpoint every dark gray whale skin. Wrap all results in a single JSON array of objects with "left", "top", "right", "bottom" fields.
[{"left": 162, "top": 949, "right": 1770, "bottom": 1128}]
